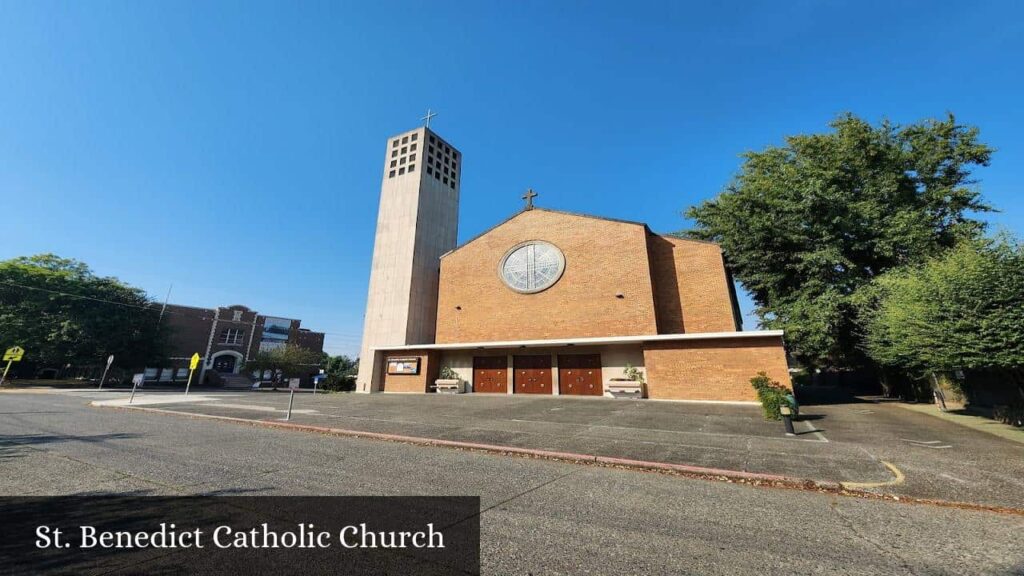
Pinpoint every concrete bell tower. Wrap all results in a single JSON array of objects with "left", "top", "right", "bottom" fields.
[{"left": 356, "top": 118, "right": 461, "bottom": 391}]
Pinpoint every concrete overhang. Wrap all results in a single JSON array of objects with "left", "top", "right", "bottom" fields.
[{"left": 371, "top": 330, "right": 785, "bottom": 352}]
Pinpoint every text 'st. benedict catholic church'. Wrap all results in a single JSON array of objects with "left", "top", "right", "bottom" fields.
[{"left": 357, "top": 121, "right": 790, "bottom": 401}]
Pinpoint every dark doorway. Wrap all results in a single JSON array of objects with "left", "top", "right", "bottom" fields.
[{"left": 213, "top": 355, "right": 236, "bottom": 374}]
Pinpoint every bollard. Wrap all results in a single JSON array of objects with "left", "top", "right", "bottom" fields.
[
  {"left": 780, "top": 405, "right": 796, "bottom": 436},
  {"left": 285, "top": 388, "right": 295, "bottom": 421}
]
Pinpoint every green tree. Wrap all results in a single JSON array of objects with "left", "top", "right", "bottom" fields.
[
  {"left": 855, "top": 237, "right": 1024, "bottom": 376},
  {"left": 321, "top": 353, "right": 357, "bottom": 379},
  {"left": 319, "top": 353, "right": 358, "bottom": 391},
  {"left": 685, "top": 113, "right": 993, "bottom": 368},
  {"left": 244, "top": 344, "right": 323, "bottom": 387},
  {"left": 0, "top": 254, "right": 167, "bottom": 368}
]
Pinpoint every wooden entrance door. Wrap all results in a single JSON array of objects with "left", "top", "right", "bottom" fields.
[
  {"left": 558, "top": 354, "right": 603, "bottom": 396},
  {"left": 473, "top": 356, "right": 507, "bottom": 393},
  {"left": 513, "top": 355, "right": 552, "bottom": 394}
]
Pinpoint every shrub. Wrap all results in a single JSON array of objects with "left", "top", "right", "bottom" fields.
[
  {"left": 321, "top": 374, "right": 356, "bottom": 392},
  {"left": 439, "top": 366, "right": 460, "bottom": 381},
  {"left": 751, "top": 372, "right": 792, "bottom": 421}
]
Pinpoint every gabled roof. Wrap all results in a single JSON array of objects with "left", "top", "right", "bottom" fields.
[{"left": 440, "top": 207, "right": 649, "bottom": 259}]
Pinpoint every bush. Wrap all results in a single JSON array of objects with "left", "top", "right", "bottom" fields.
[
  {"left": 751, "top": 372, "right": 792, "bottom": 421},
  {"left": 321, "top": 374, "right": 356, "bottom": 392}
]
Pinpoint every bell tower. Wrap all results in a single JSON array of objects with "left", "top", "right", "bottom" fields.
[{"left": 356, "top": 117, "right": 461, "bottom": 391}]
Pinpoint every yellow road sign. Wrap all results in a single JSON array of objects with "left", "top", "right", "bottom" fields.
[
  {"left": 3, "top": 346, "right": 24, "bottom": 362},
  {"left": 189, "top": 353, "right": 201, "bottom": 370}
]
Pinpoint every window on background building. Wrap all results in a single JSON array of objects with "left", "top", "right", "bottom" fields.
[
  {"left": 389, "top": 170, "right": 396, "bottom": 178},
  {"left": 260, "top": 317, "right": 291, "bottom": 352},
  {"left": 392, "top": 139, "right": 399, "bottom": 147},
  {"left": 411, "top": 133, "right": 417, "bottom": 141},
  {"left": 144, "top": 367, "right": 158, "bottom": 380},
  {"left": 410, "top": 143, "right": 417, "bottom": 151},
  {"left": 399, "top": 167, "right": 405, "bottom": 175},
  {"left": 159, "top": 368, "right": 173, "bottom": 382},
  {"left": 176, "top": 368, "right": 188, "bottom": 379},
  {"left": 220, "top": 328, "right": 244, "bottom": 345},
  {"left": 402, "top": 136, "right": 408, "bottom": 144},
  {"left": 408, "top": 164, "right": 415, "bottom": 172},
  {"left": 232, "top": 310, "right": 243, "bottom": 321}
]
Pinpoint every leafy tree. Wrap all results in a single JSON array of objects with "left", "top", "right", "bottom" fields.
[
  {"left": 244, "top": 344, "right": 323, "bottom": 387},
  {"left": 319, "top": 353, "right": 357, "bottom": 391},
  {"left": 685, "top": 113, "right": 993, "bottom": 368},
  {"left": 0, "top": 254, "right": 167, "bottom": 368},
  {"left": 321, "top": 353, "right": 357, "bottom": 379},
  {"left": 855, "top": 237, "right": 1024, "bottom": 375}
]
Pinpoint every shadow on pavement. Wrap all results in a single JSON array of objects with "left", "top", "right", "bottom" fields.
[{"left": 795, "top": 385, "right": 872, "bottom": 406}]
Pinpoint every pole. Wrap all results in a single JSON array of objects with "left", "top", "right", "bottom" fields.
[
  {"left": 313, "top": 378, "right": 318, "bottom": 395},
  {"left": 185, "top": 367, "right": 195, "bottom": 396},
  {"left": 157, "top": 283, "right": 173, "bottom": 328},
  {"left": 98, "top": 357, "right": 112, "bottom": 390},
  {"left": 0, "top": 360, "right": 11, "bottom": 387},
  {"left": 286, "top": 389, "right": 295, "bottom": 421},
  {"left": 129, "top": 379, "right": 140, "bottom": 404}
]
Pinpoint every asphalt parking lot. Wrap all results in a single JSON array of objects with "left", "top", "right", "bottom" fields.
[
  {"left": 1, "top": 391, "right": 1022, "bottom": 575},
  {"left": 79, "top": 386, "right": 1024, "bottom": 509}
]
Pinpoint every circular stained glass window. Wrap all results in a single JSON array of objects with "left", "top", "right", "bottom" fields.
[{"left": 498, "top": 241, "right": 566, "bottom": 294}]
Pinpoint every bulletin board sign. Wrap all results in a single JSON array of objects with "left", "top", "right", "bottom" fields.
[{"left": 386, "top": 358, "right": 421, "bottom": 375}]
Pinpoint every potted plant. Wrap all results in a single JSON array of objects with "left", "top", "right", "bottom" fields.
[{"left": 434, "top": 366, "right": 463, "bottom": 393}]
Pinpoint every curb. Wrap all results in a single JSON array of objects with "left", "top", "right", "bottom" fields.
[{"left": 93, "top": 402, "right": 1024, "bottom": 516}]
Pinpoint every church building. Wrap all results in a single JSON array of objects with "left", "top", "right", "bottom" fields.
[{"left": 357, "top": 122, "right": 790, "bottom": 402}]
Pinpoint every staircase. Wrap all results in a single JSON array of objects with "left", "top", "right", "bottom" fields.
[{"left": 220, "top": 374, "right": 256, "bottom": 390}]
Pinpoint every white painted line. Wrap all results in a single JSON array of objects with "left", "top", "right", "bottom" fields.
[{"left": 802, "top": 420, "right": 828, "bottom": 443}]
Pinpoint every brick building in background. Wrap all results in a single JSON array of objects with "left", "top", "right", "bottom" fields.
[
  {"left": 151, "top": 304, "right": 324, "bottom": 386},
  {"left": 357, "top": 123, "right": 789, "bottom": 402}
]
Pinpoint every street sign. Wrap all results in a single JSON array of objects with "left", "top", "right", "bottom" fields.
[
  {"left": 3, "top": 346, "right": 24, "bottom": 362},
  {"left": 129, "top": 373, "right": 144, "bottom": 404},
  {"left": 185, "top": 353, "right": 201, "bottom": 396},
  {"left": 98, "top": 353, "right": 115, "bottom": 390},
  {"left": 1, "top": 346, "right": 25, "bottom": 386},
  {"left": 288, "top": 378, "right": 300, "bottom": 390}
]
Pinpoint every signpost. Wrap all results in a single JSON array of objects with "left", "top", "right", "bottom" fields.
[
  {"left": 185, "top": 353, "right": 201, "bottom": 396},
  {"left": 97, "top": 354, "right": 115, "bottom": 390},
  {"left": 129, "top": 373, "right": 144, "bottom": 404},
  {"left": 285, "top": 378, "right": 300, "bottom": 421},
  {"left": 1, "top": 346, "right": 25, "bottom": 387}
]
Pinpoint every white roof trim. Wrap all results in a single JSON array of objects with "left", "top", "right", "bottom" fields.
[{"left": 372, "top": 330, "right": 784, "bottom": 352}]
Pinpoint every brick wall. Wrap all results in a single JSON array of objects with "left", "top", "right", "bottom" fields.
[
  {"left": 381, "top": 350, "right": 439, "bottom": 393},
  {"left": 647, "top": 235, "right": 738, "bottom": 334},
  {"left": 643, "top": 336, "right": 791, "bottom": 401},
  {"left": 436, "top": 209, "right": 659, "bottom": 343}
]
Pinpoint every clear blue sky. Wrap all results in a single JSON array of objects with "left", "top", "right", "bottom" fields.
[{"left": 2, "top": 1, "right": 1022, "bottom": 357}]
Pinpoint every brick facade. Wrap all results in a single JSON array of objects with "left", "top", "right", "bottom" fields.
[
  {"left": 153, "top": 303, "right": 324, "bottom": 385},
  {"left": 436, "top": 209, "right": 659, "bottom": 343},
  {"left": 643, "top": 336, "right": 791, "bottom": 401},
  {"left": 647, "top": 235, "right": 740, "bottom": 333},
  {"left": 381, "top": 350, "right": 439, "bottom": 393},
  {"left": 370, "top": 208, "right": 788, "bottom": 402}
]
